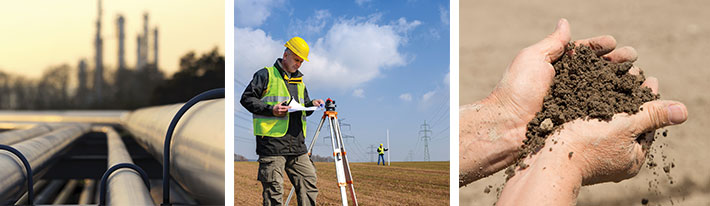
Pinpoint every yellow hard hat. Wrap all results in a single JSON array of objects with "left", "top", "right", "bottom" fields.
[
  {"left": 284, "top": 37, "right": 310, "bottom": 62},
  {"left": 380, "top": 144, "right": 383, "bottom": 146}
]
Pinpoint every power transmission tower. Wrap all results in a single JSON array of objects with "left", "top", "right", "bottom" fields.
[
  {"left": 367, "top": 144, "right": 377, "bottom": 162},
  {"left": 419, "top": 120, "right": 432, "bottom": 161},
  {"left": 405, "top": 150, "right": 414, "bottom": 161},
  {"left": 323, "top": 120, "right": 355, "bottom": 142}
]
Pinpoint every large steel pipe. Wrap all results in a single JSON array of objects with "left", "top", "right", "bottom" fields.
[
  {"left": 0, "top": 123, "right": 89, "bottom": 203},
  {"left": 122, "top": 99, "right": 224, "bottom": 204},
  {"left": 102, "top": 126, "right": 154, "bottom": 205},
  {"left": 52, "top": 179, "right": 79, "bottom": 204},
  {"left": 0, "top": 124, "right": 53, "bottom": 145},
  {"left": 0, "top": 123, "right": 81, "bottom": 145},
  {"left": 78, "top": 179, "right": 96, "bottom": 204}
]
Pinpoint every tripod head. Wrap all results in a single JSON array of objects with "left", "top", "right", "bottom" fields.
[{"left": 325, "top": 98, "right": 337, "bottom": 111}]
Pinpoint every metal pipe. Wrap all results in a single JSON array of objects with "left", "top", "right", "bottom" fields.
[
  {"left": 161, "top": 88, "right": 223, "bottom": 204},
  {"left": 122, "top": 99, "right": 224, "bottom": 204},
  {"left": 0, "top": 123, "right": 90, "bottom": 203},
  {"left": 0, "top": 111, "right": 126, "bottom": 124},
  {"left": 78, "top": 179, "right": 96, "bottom": 204},
  {"left": 33, "top": 179, "right": 65, "bottom": 204},
  {"left": 14, "top": 179, "right": 47, "bottom": 205},
  {"left": 53, "top": 179, "right": 79, "bottom": 204},
  {"left": 102, "top": 126, "right": 154, "bottom": 205},
  {"left": 149, "top": 179, "right": 199, "bottom": 205},
  {"left": 0, "top": 123, "right": 53, "bottom": 145}
]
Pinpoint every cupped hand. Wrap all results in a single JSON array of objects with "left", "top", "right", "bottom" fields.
[
  {"left": 488, "top": 18, "right": 639, "bottom": 131},
  {"left": 548, "top": 78, "right": 688, "bottom": 185}
]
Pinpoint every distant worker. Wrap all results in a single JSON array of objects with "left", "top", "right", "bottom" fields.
[
  {"left": 377, "top": 143, "right": 388, "bottom": 166},
  {"left": 240, "top": 36, "right": 324, "bottom": 206}
]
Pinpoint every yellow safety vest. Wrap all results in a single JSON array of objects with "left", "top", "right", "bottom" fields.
[
  {"left": 378, "top": 147, "right": 385, "bottom": 155},
  {"left": 252, "top": 66, "right": 307, "bottom": 137}
]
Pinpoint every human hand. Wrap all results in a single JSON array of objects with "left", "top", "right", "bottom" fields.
[
  {"left": 497, "top": 78, "right": 688, "bottom": 205},
  {"left": 459, "top": 18, "right": 642, "bottom": 186},
  {"left": 548, "top": 78, "right": 688, "bottom": 185},
  {"left": 488, "top": 18, "right": 639, "bottom": 132},
  {"left": 312, "top": 99, "right": 324, "bottom": 107},
  {"left": 272, "top": 100, "right": 290, "bottom": 117}
]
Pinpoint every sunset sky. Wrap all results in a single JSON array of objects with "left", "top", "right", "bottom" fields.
[{"left": 0, "top": 1, "right": 224, "bottom": 78}]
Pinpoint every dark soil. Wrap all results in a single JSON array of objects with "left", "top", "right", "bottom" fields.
[{"left": 520, "top": 43, "right": 659, "bottom": 159}]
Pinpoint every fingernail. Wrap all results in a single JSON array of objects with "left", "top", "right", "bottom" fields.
[{"left": 667, "top": 104, "right": 687, "bottom": 124}]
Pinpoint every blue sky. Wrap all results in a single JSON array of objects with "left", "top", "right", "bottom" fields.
[{"left": 235, "top": 0, "right": 449, "bottom": 162}]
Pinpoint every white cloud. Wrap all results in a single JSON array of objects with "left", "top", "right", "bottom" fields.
[
  {"left": 392, "top": 17, "right": 422, "bottom": 43},
  {"left": 289, "top": 10, "right": 331, "bottom": 37},
  {"left": 399, "top": 93, "right": 412, "bottom": 101},
  {"left": 439, "top": 5, "right": 449, "bottom": 25},
  {"left": 235, "top": 0, "right": 284, "bottom": 27},
  {"left": 235, "top": 27, "right": 283, "bottom": 83},
  {"left": 236, "top": 15, "right": 421, "bottom": 91},
  {"left": 422, "top": 90, "right": 436, "bottom": 102},
  {"left": 429, "top": 28, "right": 440, "bottom": 40},
  {"left": 393, "top": 17, "right": 422, "bottom": 34},
  {"left": 355, "top": 0, "right": 372, "bottom": 6},
  {"left": 352, "top": 88, "right": 365, "bottom": 98},
  {"left": 300, "top": 17, "right": 418, "bottom": 90}
]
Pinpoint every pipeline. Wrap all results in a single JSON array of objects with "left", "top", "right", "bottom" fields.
[
  {"left": 122, "top": 99, "right": 224, "bottom": 204},
  {"left": 0, "top": 123, "right": 71, "bottom": 145},
  {"left": 101, "top": 126, "right": 155, "bottom": 205},
  {"left": 34, "top": 180, "right": 65, "bottom": 204},
  {"left": 53, "top": 179, "right": 79, "bottom": 204},
  {"left": 0, "top": 123, "right": 89, "bottom": 203},
  {"left": 78, "top": 179, "right": 96, "bottom": 204},
  {"left": 14, "top": 179, "right": 47, "bottom": 205}
]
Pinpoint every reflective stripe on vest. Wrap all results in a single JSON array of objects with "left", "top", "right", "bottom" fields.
[
  {"left": 378, "top": 147, "right": 384, "bottom": 155},
  {"left": 253, "top": 66, "right": 307, "bottom": 137}
]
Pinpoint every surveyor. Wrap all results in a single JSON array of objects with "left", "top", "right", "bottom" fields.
[
  {"left": 377, "top": 143, "right": 388, "bottom": 166},
  {"left": 240, "top": 36, "right": 324, "bottom": 206}
]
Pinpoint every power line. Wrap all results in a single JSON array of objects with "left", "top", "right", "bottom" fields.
[
  {"left": 429, "top": 107, "right": 450, "bottom": 129},
  {"left": 419, "top": 120, "right": 432, "bottom": 161}
]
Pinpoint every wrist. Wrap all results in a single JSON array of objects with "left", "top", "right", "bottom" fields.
[
  {"left": 498, "top": 142, "right": 584, "bottom": 205},
  {"left": 479, "top": 94, "right": 529, "bottom": 145},
  {"left": 458, "top": 98, "right": 528, "bottom": 186}
]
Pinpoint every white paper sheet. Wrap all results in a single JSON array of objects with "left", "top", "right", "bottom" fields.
[{"left": 287, "top": 99, "right": 323, "bottom": 112}]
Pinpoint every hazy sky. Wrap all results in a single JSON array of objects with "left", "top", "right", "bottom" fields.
[{"left": 0, "top": 1, "right": 224, "bottom": 78}]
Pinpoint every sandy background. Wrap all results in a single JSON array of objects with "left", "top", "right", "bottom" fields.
[{"left": 459, "top": 0, "right": 710, "bottom": 205}]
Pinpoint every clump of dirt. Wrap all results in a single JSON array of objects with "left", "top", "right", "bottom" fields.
[{"left": 520, "top": 43, "right": 659, "bottom": 159}]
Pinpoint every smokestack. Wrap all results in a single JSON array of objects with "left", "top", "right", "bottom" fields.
[
  {"left": 141, "top": 13, "right": 149, "bottom": 69},
  {"left": 136, "top": 35, "right": 143, "bottom": 69},
  {"left": 116, "top": 15, "right": 125, "bottom": 70},
  {"left": 153, "top": 27, "right": 158, "bottom": 69},
  {"left": 78, "top": 59, "right": 87, "bottom": 94},
  {"left": 94, "top": 0, "right": 104, "bottom": 101}
]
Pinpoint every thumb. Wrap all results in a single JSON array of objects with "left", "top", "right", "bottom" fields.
[
  {"left": 631, "top": 100, "right": 688, "bottom": 133},
  {"left": 527, "top": 18, "right": 571, "bottom": 63}
]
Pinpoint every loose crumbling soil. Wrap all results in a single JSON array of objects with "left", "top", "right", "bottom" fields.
[{"left": 521, "top": 43, "right": 659, "bottom": 159}]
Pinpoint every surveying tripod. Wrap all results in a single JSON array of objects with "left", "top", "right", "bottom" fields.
[{"left": 285, "top": 98, "right": 359, "bottom": 206}]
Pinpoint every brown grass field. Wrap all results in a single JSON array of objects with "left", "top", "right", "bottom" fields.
[
  {"left": 236, "top": 161, "right": 449, "bottom": 205},
  {"left": 460, "top": 0, "right": 710, "bottom": 205}
]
